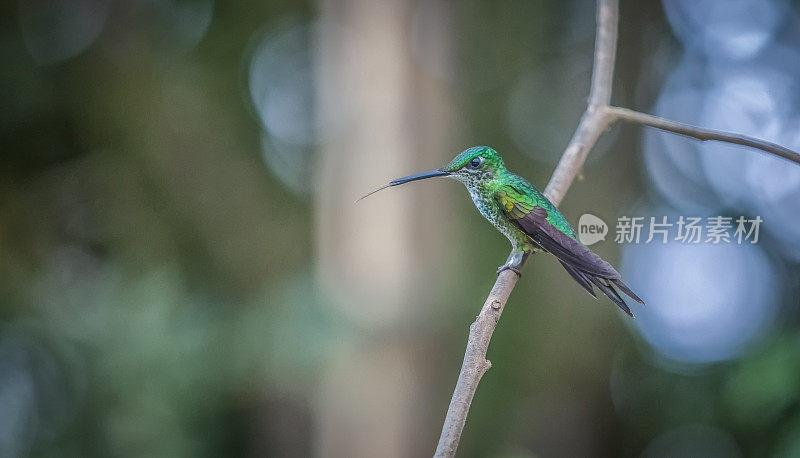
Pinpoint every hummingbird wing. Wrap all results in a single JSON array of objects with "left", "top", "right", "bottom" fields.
[{"left": 495, "top": 186, "right": 643, "bottom": 316}]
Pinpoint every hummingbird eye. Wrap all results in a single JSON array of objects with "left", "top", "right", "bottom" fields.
[{"left": 468, "top": 157, "right": 483, "bottom": 169}]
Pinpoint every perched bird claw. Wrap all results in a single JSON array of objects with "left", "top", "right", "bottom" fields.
[{"left": 496, "top": 265, "right": 521, "bottom": 277}]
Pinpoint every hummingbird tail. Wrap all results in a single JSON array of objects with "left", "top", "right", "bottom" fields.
[
  {"left": 610, "top": 278, "right": 644, "bottom": 304},
  {"left": 555, "top": 259, "right": 643, "bottom": 317},
  {"left": 588, "top": 276, "right": 634, "bottom": 317},
  {"left": 558, "top": 260, "right": 597, "bottom": 298}
]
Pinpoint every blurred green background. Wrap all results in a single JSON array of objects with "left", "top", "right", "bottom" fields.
[{"left": 2, "top": 0, "right": 800, "bottom": 456}]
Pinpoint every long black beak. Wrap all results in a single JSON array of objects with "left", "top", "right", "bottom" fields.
[
  {"left": 357, "top": 169, "right": 450, "bottom": 202},
  {"left": 389, "top": 169, "right": 450, "bottom": 186}
]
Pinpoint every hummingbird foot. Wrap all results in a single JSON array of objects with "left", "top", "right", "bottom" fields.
[
  {"left": 496, "top": 250, "right": 528, "bottom": 277},
  {"left": 496, "top": 264, "right": 522, "bottom": 277}
]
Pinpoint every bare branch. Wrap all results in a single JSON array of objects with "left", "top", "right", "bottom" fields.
[
  {"left": 434, "top": 0, "right": 619, "bottom": 456},
  {"left": 607, "top": 106, "right": 800, "bottom": 166},
  {"left": 588, "top": 0, "right": 618, "bottom": 108},
  {"left": 543, "top": 0, "right": 618, "bottom": 203},
  {"left": 433, "top": 270, "right": 522, "bottom": 456},
  {"left": 543, "top": 106, "right": 613, "bottom": 205}
]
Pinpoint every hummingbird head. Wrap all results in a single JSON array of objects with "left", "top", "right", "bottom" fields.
[
  {"left": 357, "top": 146, "right": 506, "bottom": 201},
  {"left": 440, "top": 146, "right": 505, "bottom": 185}
]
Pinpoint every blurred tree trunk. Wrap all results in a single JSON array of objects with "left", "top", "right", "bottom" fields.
[{"left": 314, "top": 0, "right": 458, "bottom": 455}]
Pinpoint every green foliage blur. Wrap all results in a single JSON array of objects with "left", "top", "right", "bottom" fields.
[{"left": 1, "top": 0, "right": 799, "bottom": 457}]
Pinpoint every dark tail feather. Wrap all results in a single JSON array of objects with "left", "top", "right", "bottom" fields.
[
  {"left": 611, "top": 278, "right": 644, "bottom": 304},
  {"left": 558, "top": 260, "right": 596, "bottom": 297},
  {"left": 589, "top": 276, "right": 633, "bottom": 317}
]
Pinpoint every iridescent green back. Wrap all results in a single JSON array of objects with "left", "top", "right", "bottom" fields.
[{"left": 498, "top": 172, "right": 577, "bottom": 240}]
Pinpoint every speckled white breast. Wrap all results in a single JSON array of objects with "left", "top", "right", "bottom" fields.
[{"left": 467, "top": 187, "right": 528, "bottom": 251}]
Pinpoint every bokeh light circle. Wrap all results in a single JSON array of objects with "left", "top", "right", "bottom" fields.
[{"left": 621, "top": 208, "right": 782, "bottom": 365}]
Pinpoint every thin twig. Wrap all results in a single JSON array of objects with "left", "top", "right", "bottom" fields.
[
  {"left": 434, "top": 0, "right": 619, "bottom": 456},
  {"left": 587, "top": 0, "right": 617, "bottom": 109},
  {"left": 607, "top": 106, "right": 800, "bottom": 166},
  {"left": 543, "top": 0, "right": 617, "bottom": 203}
]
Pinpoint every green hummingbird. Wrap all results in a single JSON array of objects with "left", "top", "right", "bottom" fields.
[{"left": 359, "top": 146, "right": 644, "bottom": 316}]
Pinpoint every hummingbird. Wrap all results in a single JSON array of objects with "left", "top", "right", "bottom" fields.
[{"left": 359, "top": 146, "right": 644, "bottom": 316}]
